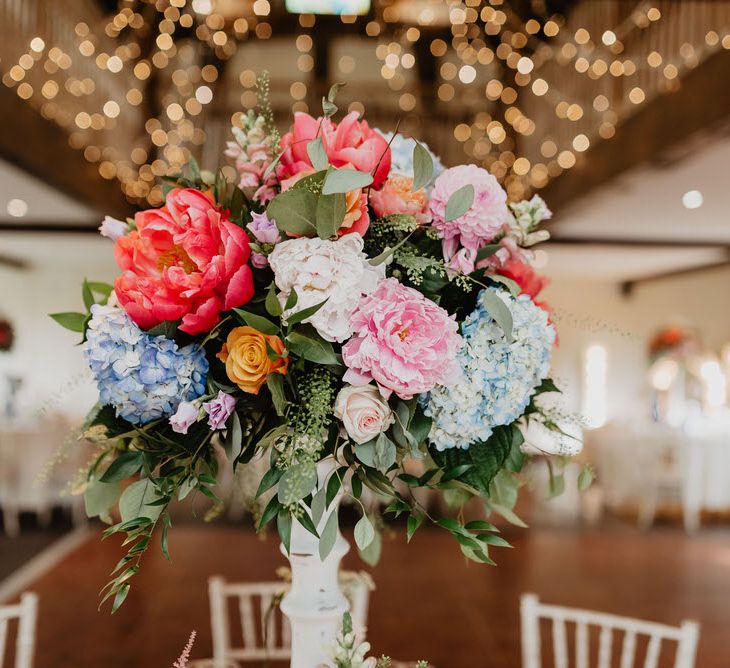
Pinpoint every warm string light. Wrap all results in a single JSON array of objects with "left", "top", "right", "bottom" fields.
[{"left": 3, "top": 1, "right": 730, "bottom": 204}]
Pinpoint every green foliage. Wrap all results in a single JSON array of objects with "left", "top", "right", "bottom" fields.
[
  {"left": 444, "top": 184, "right": 474, "bottom": 222},
  {"left": 412, "top": 141, "right": 434, "bottom": 191}
]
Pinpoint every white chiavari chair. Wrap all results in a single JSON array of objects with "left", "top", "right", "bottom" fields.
[
  {"left": 520, "top": 593, "right": 699, "bottom": 668},
  {"left": 0, "top": 593, "right": 38, "bottom": 668},
  {"left": 208, "top": 573, "right": 372, "bottom": 666}
]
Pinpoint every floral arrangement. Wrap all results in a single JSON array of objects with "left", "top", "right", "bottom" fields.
[
  {"left": 0, "top": 317, "right": 14, "bottom": 352},
  {"left": 648, "top": 324, "right": 700, "bottom": 362},
  {"left": 52, "top": 75, "right": 566, "bottom": 612}
]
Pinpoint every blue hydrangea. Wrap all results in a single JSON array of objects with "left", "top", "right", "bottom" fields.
[
  {"left": 83, "top": 305, "right": 208, "bottom": 425},
  {"left": 378, "top": 131, "right": 444, "bottom": 186},
  {"left": 422, "top": 288, "right": 555, "bottom": 451}
]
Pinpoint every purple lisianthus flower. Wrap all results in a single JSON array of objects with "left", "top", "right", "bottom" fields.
[
  {"left": 247, "top": 211, "right": 281, "bottom": 245},
  {"left": 251, "top": 251, "right": 269, "bottom": 269},
  {"left": 169, "top": 401, "right": 200, "bottom": 434},
  {"left": 99, "top": 216, "right": 128, "bottom": 241},
  {"left": 203, "top": 390, "right": 236, "bottom": 430}
]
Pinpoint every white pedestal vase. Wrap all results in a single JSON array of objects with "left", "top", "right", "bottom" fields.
[{"left": 280, "top": 458, "right": 350, "bottom": 668}]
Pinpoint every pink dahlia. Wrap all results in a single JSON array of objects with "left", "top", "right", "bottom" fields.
[
  {"left": 114, "top": 188, "right": 254, "bottom": 336},
  {"left": 429, "top": 165, "right": 509, "bottom": 251},
  {"left": 342, "top": 278, "right": 463, "bottom": 399},
  {"left": 278, "top": 111, "right": 392, "bottom": 189}
]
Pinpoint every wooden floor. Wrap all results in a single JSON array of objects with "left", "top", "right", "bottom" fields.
[{"left": 5, "top": 524, "right": 730, "bottom": 667}]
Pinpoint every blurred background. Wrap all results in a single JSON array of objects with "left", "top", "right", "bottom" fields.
[{"left": 1, "top": 1, "right": 730, "bottom": 666}]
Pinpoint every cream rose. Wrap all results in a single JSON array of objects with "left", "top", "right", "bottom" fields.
[{"left": 333, "top": 385, "right": 395, "bottom": 444}]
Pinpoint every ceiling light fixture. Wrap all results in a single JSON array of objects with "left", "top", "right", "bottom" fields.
[
  {"left": 6, "top": 198, "right": 28, "bottom": 217},
  {"left": 682, "top": 189, "right": 703, "bottom": 209}
]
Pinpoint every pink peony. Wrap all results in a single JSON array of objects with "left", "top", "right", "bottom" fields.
[
  {"left": 114, "top": 188, "right": 254, "bottom": 336},
  {"left": 342, "top": 278, "right": 463, "bottom": 399},
  {"left": 278, "top": 111, "right": 392, "bottom": 189},
  {"left": 430, "top": 165, "right": 509, "bottom": 251},
  {"left": 369, "top": 174, "right": 432, "bottom": 224}
]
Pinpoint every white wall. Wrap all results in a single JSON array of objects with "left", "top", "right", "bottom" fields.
[
  {"left": 544, "top": 265, "right": 730, "bottom": 423},
  {"left": 0, "top": 234, "right": 117, "bottom": 421}
]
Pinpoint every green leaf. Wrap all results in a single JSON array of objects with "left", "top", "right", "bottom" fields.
[
  {"left": 267, "top": 188, "right": 318, "bottom": 237},
  {"left": 504, "top": 427, "right": 525, "bottom": 473},
  {"left": 118, "top": 479, "right": 164, "bottom": 523},
  {"left": 409, "top": 408, "right": 432, "bottom": 445},
  {"left": 146, "top": 320, "right": 180, "bottom": 338},
  {"left": 256, "top": 466, "right": 284, "bottom": 498},
  {"left": 355, "top": 433, "right": 396, "bottom": 473},
  {"left": 327, "top": 81, "right": 345, "bottom": 104},
  {"left": 111, "top": 583, "right": 130, "bottom": 614},
  {"left": 406, "top": 513, "right": 423, "bottom": 543},
  {"left": 326, "top": 469, "right": 344, "bottom": 507},
  {"left": 488, "top": 501, "right": 528, "bottom": 528},
  {"left": 100, "top": 452, "right": 144, "bottom": 483},
  {"left": 490, "top": 274, "right": 521, "bottom": 297},
  {"left": 311, "top": 485, "right": 327, "bottom": 526},
  {"left": 322, "top": 167, "right": 373, "bottom": 195},
  {"left": 307, "top": 137, "right": 328, "bottom": 171},
  {"left": 316, "top": 193, "right": 346, "bottom": 239},
  {"left": 482, "top": 290, "right": 513, "bottom": 342},
  {"left": 86, "top": 281, "right": 114, "bottom": 300},
  {"left": 161, "top": 514, "right": 171, "bottom": 560},
  {"left": 265, "top": 283, "right": 283, "bottom": 317},
  {"left": 49, "top": 312, "right": 87, "bottom": 333},
  {"left": 286, "top": 330, "right": 340, "bottom": 365},
  {"left": 84, "top": 478, "right": 121, "bottom": 520},
  {"left": 358, "top": 527, "right": 381, "bottom": 566},
  {"left": 318, "top": 508, "right": 339, "bottom": 561},
  {"left": 354, "top": 514, "right": 375, "bottom": 551},
  {"left": 284, "top": 289, "right": 298, "bottom": 311},
  {"left": 440, "top": 463, "right": 473, "bottom": 483},
  {"left": 475, "top": 244, "right": 501, "bottom": 262},
  {"left": 548, "top": 471, "right": 565, "bottom": 499},
  {"left": 295, "top": 511, "right": 320, "bottom": 538},
  {"left": 489, "top": 470, "right": 520, "bottom": 510},
  {"left": 233, "top": 309, "right": 279, "bottom": 335},
  {"left": 82, "top": 280, "right": 95, "bottom": 310},
  {"left": 578, "top": 464, "right": 595, "bottom": 492},
  {"left": 223, "top": 412, "right": 243, "bottom": 462},
  {"left": 277, "top": 510, "right": 292, "bottom": 554},
  {"left": 476, "top": 533, "right": 512, "bottom": 548},
  {"left": 286, "top": 299, "right": 329, "bottom": 326},
  {"left": 412, "top": 141, "right": 434, "bottom": 191},
  {"left": 258, "top": 495, "right": 281, "bottom": 530},
  {"left": 464, "top": 520, "right": 499, "bottom": 532},
  {"left": 351, "top": 474, "right": 362, "bottom": 499},
  {"left": 444, "top": 184, "right": 474, "bottom": 223},
  {"left": 266, "top": 374, "right": 287, "bottom": 416},
  {"left": 278, "top": 460, "right": 317, "bottom": 505}
]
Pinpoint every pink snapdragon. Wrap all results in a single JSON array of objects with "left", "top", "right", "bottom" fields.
[{"left": 342, "top": 278, "right": 463, "bottom": 399}]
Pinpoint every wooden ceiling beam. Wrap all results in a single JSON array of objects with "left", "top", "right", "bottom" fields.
[
  {"left": 540, "top": 48, "right": 730, "bottom": 216},
  {"left": 0, "top": 85, "right": 134, "bottom": 219}
]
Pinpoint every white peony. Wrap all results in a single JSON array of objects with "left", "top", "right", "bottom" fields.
[
  {"left": 269, "top": 234, "right": 385, "bottom": 343},
  {"left": 334, "top": 384, "right": 395, "bottom": 444}
]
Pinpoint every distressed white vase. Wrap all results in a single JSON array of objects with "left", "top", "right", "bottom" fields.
[{"left": 279, "top": 457, "right": 350, "bottom": 668}]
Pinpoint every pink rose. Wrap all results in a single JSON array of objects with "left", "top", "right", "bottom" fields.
[
  {"left": 369, "top": 174, "right": 432, "bottom": 224},
  {"left": 430, "top": 165, "right": 509, "bottom": 250},
  {"left": 333, "top": 384, "right": 394, "bottom": 444},
  {"left": 278, "top": 112, "right": 392, "bottom": 189},
  {"left": 342, "top": 278, "right": 463, "bottom": 399},
  {"left": 114, "top": 188, "right": 255, "bottom": 336}
]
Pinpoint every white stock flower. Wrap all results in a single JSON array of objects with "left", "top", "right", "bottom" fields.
[
  {"left": 334, "top": 384, "right": 395, "bottom": 444},
  {"left": 269, "top": 234, "right": 385, "bottom": 343}
]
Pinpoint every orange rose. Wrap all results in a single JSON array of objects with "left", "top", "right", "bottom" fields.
[{"left": 217, "top": 326, "right": 288, "bottom": 394}]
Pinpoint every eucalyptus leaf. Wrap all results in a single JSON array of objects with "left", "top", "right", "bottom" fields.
[
  {"left": 267, "top": 188, "right": 318, "bottom": 237},
  {"left": 412, "top": 141, "right": 434, "bottom": 191},
  {"left": 354, "top": 514, "right": 375, "bottom": 551},
  {"left": 307, "top": 137, "right": 328, "bottom": 171},
  {"left": 444, "top": 184, "right": 474, "bottom": 223},
  {"left": 490, "top": 274, "right": 521, "bottom": 297},
  {"left": 318, "top": 508, "right": 339, "bottom": 561},
  {"left": 316, "top": 193, "right": 346, "bottom": 239},
  {"left": 322, "top": 168, "right": 373, "bottom": 195},
  {"left": 311, "top": 485, "right": 327, "bottom": 526},
  {"left": 358, "top": 527, "right": 381, "bottom": 566},
  {"left": 475, "top": 244, "right": 501, "bottom": 262},
  {"left": 278, "top": 460, "right": 317, "bottom": 505},
  {"left": 277, "top": 510, "right": 292, "bottom": 554},
  {"left": 578, "top": 464, "right": 595, "bottom": 491},
  {"left": 482, "top": 290, "right": 513, "bottom": 342},
  {"left": 223, "top": 412, "right": 243, "bottom": 462},
  {"left": 84, "top": 478, "right": 121, "bottom": 520},
  {"left": 118, "top": 479, "right": 164, "bottom": 523}
]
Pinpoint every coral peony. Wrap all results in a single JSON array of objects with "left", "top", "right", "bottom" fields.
[
  {"left": 430, "top": 165, "right": 509, "bottom": 251},
  {"left": 342, "top": 278, "right": 463, "bottom": 399},
  {"left": 217, "top": 326, "right": 288, "bottom": 394},
  {"left": 369, "top": 174, "right": 431, "bottom": 225},
  {"left": 278, "top": 111, "right": 391, "bottom": 189},
  {"left": 114, "top": 188, "right": 254, "bottom": 336},
  {"left": 496, "top": 259, "right": 549, "bottom": 300}
]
